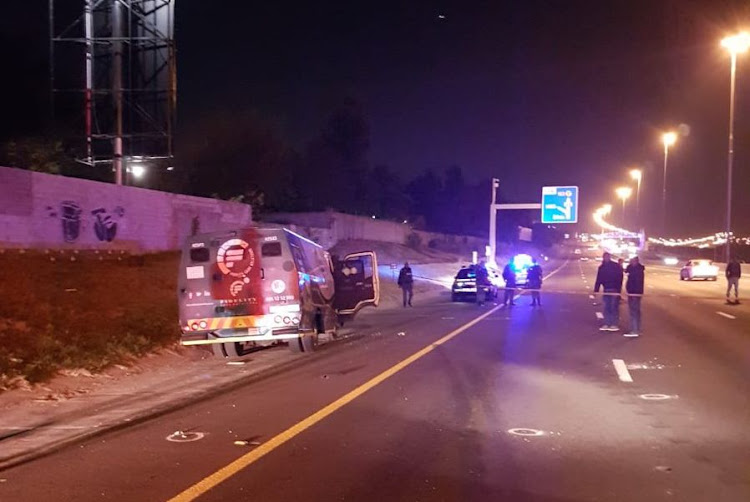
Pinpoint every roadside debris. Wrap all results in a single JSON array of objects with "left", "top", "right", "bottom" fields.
[{"left": 234, "top": 439, "right": 262, "bottom": 447}]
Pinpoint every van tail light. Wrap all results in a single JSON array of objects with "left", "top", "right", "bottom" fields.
[
  {"left": 274, "top": 315, "right": 282, "bottom": 324},
  {"left": 199, "top": 321, "right": 208, "bottom": 329},
  {"left": 191, "top": 322, "right": 199, "bottom": 331},
  {"left": 283, "top": 316, "right": 291, "bottom": 325}
]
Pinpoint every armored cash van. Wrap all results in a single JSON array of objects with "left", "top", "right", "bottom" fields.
[{"left": 178, "top": 227, "right": 379, "bottom": 357}]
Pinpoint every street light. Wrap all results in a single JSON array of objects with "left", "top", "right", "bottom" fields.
[
  {"left": 720, "top": 31, "right": 750, "bottom": 262},
  {"left": 615, "top": 186, "right": 632, "bottom": 225},
  {"left": 629, "top": 168, "right": 642, "bottom": 224},
  {"left": 661, "top": 131, "right": 677, "bottom": 235}
]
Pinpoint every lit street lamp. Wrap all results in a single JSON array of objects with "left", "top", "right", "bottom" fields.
[
  {"left": 615, "top": 186, "right": 632, "bottom": 225},
  {"left": 720, "top": 31, "right": 750, "bottom": 262},
  {"left": 661, "top": 131, "right": 677, "bottom": 234},
  {"left": 629, "top": 168, "right": 642, "bottom": 223}
]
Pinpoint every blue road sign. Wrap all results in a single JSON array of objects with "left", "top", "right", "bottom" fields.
[{"left": 541, "top": 186, "right": 579, "bottom": 223}]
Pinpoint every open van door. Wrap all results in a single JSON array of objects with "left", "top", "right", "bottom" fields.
[{"left": 333, "top": 251, "right": 380, "bottom": 316}]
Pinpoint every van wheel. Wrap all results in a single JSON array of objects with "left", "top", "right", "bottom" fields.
[
  {"left": 288, "top": 333, "right": 317, "bottom": 354},
  {"left": 212, "top": 341, "right": 242, "bottom": 358}
]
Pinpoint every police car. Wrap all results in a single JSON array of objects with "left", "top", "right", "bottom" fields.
[{"left": 451, "top": 264, "right": 501, "bottom": 302}]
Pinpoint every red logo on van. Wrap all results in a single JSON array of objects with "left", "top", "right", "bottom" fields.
[{"left": 217, "top": 239, "right": 255, "bottom": 278}]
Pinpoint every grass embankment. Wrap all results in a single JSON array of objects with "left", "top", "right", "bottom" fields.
[{"left": 0, "top": 250, "right": 180, "bottom": 386}]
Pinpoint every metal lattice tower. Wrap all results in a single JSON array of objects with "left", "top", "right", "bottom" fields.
[{"left": 50, "top": 0, "right": 176, "bottom": 184}]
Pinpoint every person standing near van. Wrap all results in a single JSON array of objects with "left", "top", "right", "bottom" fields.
[
  {"left": 594, "top": 252, "right": 622, "bottom": 331},
  {"left": 475, "top": 260, "right": 490, "bottom": 306},
  {"left": 398, "top": 262, "right": 414, "bottom": 307},
  {"left": 624, "top": 256, "right": 645, "bottom": 337},
  {"left": 726, "top": 257, "right": 741, "bottom": 304},
  {"left": 527, "top": 258, "right": 543, "bottom": 306}
]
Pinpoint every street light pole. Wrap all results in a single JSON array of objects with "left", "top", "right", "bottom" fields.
[
  {"left": 726, "top": 51, "right": 737, "bottom": 263},
  {"left": 630, "top": 168, "right": 642, "bottom": 226},
  {"left": 661, "top": 132, "right": 677, "bottom": 236},
  {"left": 488, "top": 178, "right": 499, "bottom": 265},
  {"left": 720, "top": 32, "right": 750, "bottom": 263}
]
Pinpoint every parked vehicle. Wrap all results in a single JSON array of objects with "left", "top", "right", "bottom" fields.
[
  {"left": 679, "top": 259, "right": 718, "bottom": 281},
  {"left": 451, "top": 264, "right": 501, "bottom": 302},
  {"left": 178, "top": 227, "right": 379, "bottom": 358}
]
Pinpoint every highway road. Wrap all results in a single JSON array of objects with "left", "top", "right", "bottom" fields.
[{"left": 1, "top": 258, "right": 748, "bottom": 501}]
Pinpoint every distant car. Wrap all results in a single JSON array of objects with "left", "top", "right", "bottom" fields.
[
  {"left": 579, "top": 256, "right": 590, "bottom": 262},
  {"left": 451, "top": 265, "right": 500, "bottom": 302},
  {"left": 663, "top": 257, "right": 679, "bottom": 266},
  {"left": 680, "top": 259, "right": 718, "bottom": 281},
  {"left": 574, "top": 248, "right": 582, "bottom": 255}
]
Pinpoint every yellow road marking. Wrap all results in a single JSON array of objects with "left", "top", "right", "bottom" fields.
[{"left": 168, "top": 261, "right": 569, "bottom": 501}]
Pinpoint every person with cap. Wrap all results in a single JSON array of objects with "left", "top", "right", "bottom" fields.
[
  {"left": 527, "top": 258, "right": 543, "bottom": 307},
  {"left": 594, "top": 252, "right": 622, "bottom": 331},
  {"left": 624, "top": 256, "right": 645, "bottom": 337},
  {"left": 397, "top": 262, "right": 414, "bottom": 307},
  {"left": 725, "top": 257, "right": 741, "bottom": 305}
]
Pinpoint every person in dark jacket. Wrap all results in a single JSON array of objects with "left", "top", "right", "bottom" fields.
[
  {"left": 475, "top": 260, "right": 490, "bottom": 306},
  {"left": 624, "top": 256, "right": 645, "bottom": 337},
  {"left": 502, "top": 261, "right": 516, "bottom": 306},
  {"left": 725, "top": 258, "right": 741, "bottom": 304},
  {"left": 397, "top": 262, "right": 414, "bottom": 307},
  {"left": 594, "top": 252, "right": 622, "bottom": 331},
  {"left": 527, "top": 258, "right": 543, "bottom": 306}
]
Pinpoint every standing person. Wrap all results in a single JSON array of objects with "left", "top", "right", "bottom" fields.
[
  {"left": 624, "top": 256, "right": 645, "bottom": 338},
  {"left": 502, "top": 260, "right": 517, "bottom": 306},
  {"left": 475, "top": 260, "right": 490, "bottom": 306},
  {"left": 527, "top": 258, "right": 543, "bottom": 307},
  {"left": 397, "top": 262, "right": 414, "bottom": 307},
  {"left": 594, "top": 252, "right": 622, "bottom": 331},
  {"left": 725, "top": 257, "right": 741, "bottom": 304}
]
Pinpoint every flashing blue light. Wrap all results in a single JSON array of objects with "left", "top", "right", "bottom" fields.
[{"left": 512, "top": 253, "right": 533, "bottom": 271}]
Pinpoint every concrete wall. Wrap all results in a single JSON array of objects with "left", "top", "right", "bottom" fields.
[
  {"left": 0, "top": 166, "right": 252, "bottom": 251},
  {"left": 263, "top": 211, "right": 487, "bottom": 251}
]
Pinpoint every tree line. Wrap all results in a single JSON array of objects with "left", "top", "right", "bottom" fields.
[{"left": 0, "top": 98, "right": 559, "bottom": 244}]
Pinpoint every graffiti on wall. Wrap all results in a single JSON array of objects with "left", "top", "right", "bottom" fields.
[{"left": 46, "top": 202, "right": 126, "bottom": 242}]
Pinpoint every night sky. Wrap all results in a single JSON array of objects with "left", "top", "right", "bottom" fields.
[{"left": 4, "top": 1, "right": 750, "bottom": 236}]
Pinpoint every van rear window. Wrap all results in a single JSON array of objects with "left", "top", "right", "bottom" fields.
[
  {"left": 190, "top": 248, "right": 210, "bottom": 262},
  {"left": 262, "top": 242, "right": 282, "bottom": 257}
]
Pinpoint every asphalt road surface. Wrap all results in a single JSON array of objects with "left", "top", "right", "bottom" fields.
[{"left": 1, "top": 259, "right": 748, "bottom": 501}]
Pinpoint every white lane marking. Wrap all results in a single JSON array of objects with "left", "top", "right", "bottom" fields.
[
  {"left": 716, "top": 311, "right": 736, "bottom": 319},
  {"left": 595, "top": 312, "right": 604, "bottom": 320},
  {"left": 612, "top": 359, "right": 633, "bottom": 382},
  {"left": 639, "top": 394, "right": 677, "bottom": 401},
  {"left": 589, "top": 295, "right": 595, "bottom": 299}
]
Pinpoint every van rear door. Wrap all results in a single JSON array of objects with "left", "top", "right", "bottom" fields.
[{"left": 333, "top": 251, "right": 379, "bottom": 315}]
